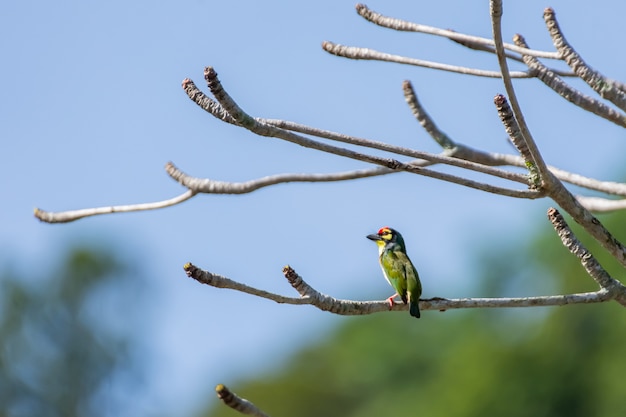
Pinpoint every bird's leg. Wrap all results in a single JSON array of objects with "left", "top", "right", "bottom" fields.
[{"left": 386, "top": 293, "right": 399, "bottom": 310}]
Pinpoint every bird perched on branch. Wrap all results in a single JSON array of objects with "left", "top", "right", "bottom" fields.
[{"left": 367, "top": 226, "right": 422, "bottom": 318}]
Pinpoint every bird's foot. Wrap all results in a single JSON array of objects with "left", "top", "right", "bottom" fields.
[{"left": 386, "top": 294, "right": 398, "bottom": 310}]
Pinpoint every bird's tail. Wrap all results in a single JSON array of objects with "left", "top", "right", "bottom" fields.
[{"left": 409, "top": 300, "right": 420, "bottom": 319}]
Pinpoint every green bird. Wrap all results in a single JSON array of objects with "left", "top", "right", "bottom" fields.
[{"left": 367, "top": 226, "right": 422, "bottom": 318}]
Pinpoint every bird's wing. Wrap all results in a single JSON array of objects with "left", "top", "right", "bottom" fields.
[{"left": 396, "top": 251, "right": 422, "bottom": 297}]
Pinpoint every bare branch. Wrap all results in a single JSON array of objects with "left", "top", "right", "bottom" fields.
[
  {"left": 490, "top": 0, "right": 626, "bottom": 270},
  {"left": 402, "top": 80, "right": 456, "bottom": 151},
  {"left": 493, "top": 94, "right": 540, "bottom": 188},
  {"left": 448, "top": 36, "right": 575, "bottom": 78},
  {"left": 513, "top": 34, "right": 626, "bottom": 129},
  {"left": 489, "top": 0, "right": 550, "bottom": 183},
  {"left": 484, "top": 151, "right": 626, "bottom": 197},
  {"left": 544, "top": 8, "right": 626, "bottom": 112},
  {"left": 426, "top": 291, "right": 612, "bottom": 309},
  {"left": 218, "top": 89, "right": 626, "bottom": 200},
  {"left": 576, "top": 196, "right": 626, "bottom": 213},
  {"left": 183, "top": 262, "right": 308, "bottom": 305},
  {"left": 354, "top": 3, "right": 562, "bottom": 60},
  {"left": 547, "top": 208, "right": 626, "bottom": 305},
  {"left": 403, "top": 78, "right": 626, "bottom": 198},
  {"left": 260, "top": 117, "right": 532, "bottom": 188},
  {"left": 37, "top": 66, "right": 626, "bottom": 225},
  {"left": 37, "top": 79, "right": 626, "bottom": 225},
  {"left": 181, "top": 63, "right": 626, "bottom": 205},
  {"left": 184, "top": 262, "right": 395, "bottom": 314},
  {"left": 182, "top": 78, "right": 237, "bottom": 125},
  {"left": 553, "top": 193, "right": 626, "bottom": 269},
  {"left": 165, "top": 161, "right": 393, "bottom": 193},
  {"left": 35, "top": 156, "right": 626, "bottom": 225},
  {"left": 321, "top": 41, "right": 535, "bottom": 78},
  {"left": 203, "top": 67, "right": 539, "bottom": 198},
  {"left": 260, "top": 118, "right": 434, "bottom": 166},
  {"left": 184, "top": 262, "right": 617, "bottom": 314},
  {"left": 34, "top": 190, "right": 196, "bottom": 224},
  {"left": 549, "top": 168, "right": 626, "bottom": 197},
  {"left": 215, "top": 384, "right": 272, "bottom": 417}
]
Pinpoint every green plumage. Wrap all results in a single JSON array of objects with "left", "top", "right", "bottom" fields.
[{"left": 367, "top": 227, "right": 422, "bottom": 318}]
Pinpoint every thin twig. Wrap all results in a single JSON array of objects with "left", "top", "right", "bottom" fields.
[
  {"left": 402, "top": 80, "right": 456, "bottom": 151},
  {"left": 513, "top": 34, "right": 626, "bottom": 129},
  {"left": 403, "top": 78, "right": 626, "bottom": 196},
  {"left": 165, "top": 161, "right": 393, "bottom": 193},
  {"left": 354, "top": 3, "right": 562, "bottom": 60},
  {"left": 552, "top": 193, "right": 626, "bottom": 269},
  {"left": 489, "top": 0, "right": 550, "bottom": 182},
  {"left": 575, "top": 196, "right": 626, "bottom": 213},
  {"left": 34, "top": 190, "right": 196, "bottom": 224},
  {"left": 549, "top": 168, "right": 626, "bottom": 197},
  {"left": 321, "top": 41, "right": 536, "bottom": 78},
  {"left": 544, "top": 8, "right": 626, "bottom": 112},
  {"left": 215, "top": 384, "right": 272, "bottom": 417},
  {"left": 264, "top": 119, "right": 529, "bottom": 185},
  {"left": 493, "top": 94, "right": 540, "bottom": 188},
  {"left": 449, "top": 37, "right": 575, "bottom": 78},
  {"left": 260, "top": 118, "right": 432, "bottom": 167},
  {"left": 182, "top": 78, "right": 237, "bottom": 125},
  {"left": 547, "top": 208, "right": 626, "bottom": 305}
]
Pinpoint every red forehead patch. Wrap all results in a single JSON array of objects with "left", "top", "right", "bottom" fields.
[{"left": 378, "top": 227, "right": 390, "bottom": 235}]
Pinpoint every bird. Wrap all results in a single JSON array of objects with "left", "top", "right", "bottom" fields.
[{"left": 367, "top": 226, "right": 422, "bottom": 318}]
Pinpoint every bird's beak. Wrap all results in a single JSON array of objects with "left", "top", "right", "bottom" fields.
[{"left": 366, "top": 234, "right": 381, "bottom": 241}]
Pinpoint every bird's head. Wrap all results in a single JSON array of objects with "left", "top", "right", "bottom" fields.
[{"left": 366, "top": 226, "right": 406, "bottom": 253}]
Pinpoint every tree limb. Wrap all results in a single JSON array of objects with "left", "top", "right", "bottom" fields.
[
  {"left": 321, "top": 41, "right": 536, "bottom": 79},
  {"left": 183, "top": 263, "right": 620, "bottom": 315},
  {"left": 354, "top": 3, "right": 562, "bottom": 60},
  {"left": 513, "top": 34, "right": 626, "bottom": 128},
  {"left": 491, "top": 0, "right": 626, "bottom": 273},
  {"left": 544, "top": 8, "right": 626, "bottom": 112},
  {"left": 165, "top": 162, "right": 394, "bottom": 194},
  {"left": 202, "top": 66, "right": 539, "bottom": 198},
  {"left": 35, "top": 75, "right": 626, "bottom": 224},
  {"left": 575, "top": 196, "right": 626, "bottom": 214},
  {"left": 33, "top": 190, "right": 196, "bottom": 224},
  {"left": 547, "top": 208, "right": 626, "bottom": 306},
  {"left": 490, "top": 0, "right": 550, "bottom": 182}
]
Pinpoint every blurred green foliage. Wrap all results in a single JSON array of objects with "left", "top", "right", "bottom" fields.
[
  {"left": 0, "top": 245, "right": 150, "bottom": 417},
  {"left": 203, "top": 211, "right": 626, "bottom": 417}
]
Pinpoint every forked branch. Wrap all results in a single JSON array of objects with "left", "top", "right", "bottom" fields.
[
  {"left": 35, "top": 4, "right": 626, "bottom": 225},
  {"left": 185, "top": 259, "right": 614, "bottom": 313},
  {"left": 184, "top": 205, "right": 626, "bottom": 314}
]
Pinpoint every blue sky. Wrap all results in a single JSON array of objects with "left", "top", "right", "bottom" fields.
[{"left": 2, "top": 1, "right": 625, "bottom": 416}]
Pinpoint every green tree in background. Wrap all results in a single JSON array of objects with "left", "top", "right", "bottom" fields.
[
  {"left": 0, "top": 246, "right": 150, "bottom": 417},
  {"left": 202, "top": 211, "right": 626, "bottom": 417}
]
